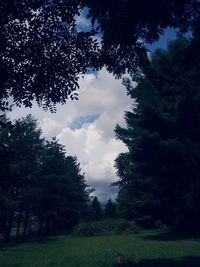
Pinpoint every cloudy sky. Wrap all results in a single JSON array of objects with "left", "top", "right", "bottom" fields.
[{"left": 8, "top": 68, "right": 133, "bottom": 202}]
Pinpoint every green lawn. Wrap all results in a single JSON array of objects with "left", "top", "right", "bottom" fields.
[{"left": 0, "top": 230, "right": 200, "bottom": 267}]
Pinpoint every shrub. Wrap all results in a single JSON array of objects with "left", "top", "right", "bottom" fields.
[
  {"left": 73, "top": 222, "right": 95, "bottom": 237},
  {"left": 114, "top": 219, "right": 140, "bottom": 234},
  {"left": 73, "top": 219, "right": 140, "bottom": 237}
]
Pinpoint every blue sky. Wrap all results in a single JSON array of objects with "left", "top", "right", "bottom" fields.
[
  {"left": 147, "top": 28, "right": 178, "bottom": 51},
  {"left": 70, "top": 114, "right": 99, "bottom": 130}
]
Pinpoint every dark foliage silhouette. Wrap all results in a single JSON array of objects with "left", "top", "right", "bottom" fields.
[
  {"left": 1, "top": 1, "right": 200, "bottom": 110},
  {"left": 115, "top": 37, "right": 200, "bottom": 231},
  {"left": 0, "top": 114, "right": 90, "bottom": 241}
]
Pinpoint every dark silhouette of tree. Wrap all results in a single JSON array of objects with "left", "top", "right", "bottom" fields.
[
  {"left": 0, "top": 115, "right": 14, "bottom": 240},
  {"left": 0, "top": 0, "right": 100, "bottom": 111},
  {"left": 82, "top": 0, "right": 200, "bottom": 77},
  {"left": 34, "top": 140, "right": 90, "bottom": 235},
  {"left": 104, "top": 198, "right": 116, "bottom": 218},
  {"left": 89, "top": 196, "right": 102, "bottom": 221},
  {"left": 1, "top": 1, "right": 200, "bottom": 110},
  {"left": 115, "top": 37, "right": 200, "bottom": 231},
  {"left": 0, "top": 114, "right": 91, "bottom": 241},
  {"left": 0, "top": 114, "right": 44, "bottom": 240}
]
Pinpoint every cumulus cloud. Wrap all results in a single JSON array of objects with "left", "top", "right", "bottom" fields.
[
  {"left": 8, "top": 68, "right": 133, "bottom": 201},
  {"left": 40, "top": 118, "right": 62, "bottom": 138}
]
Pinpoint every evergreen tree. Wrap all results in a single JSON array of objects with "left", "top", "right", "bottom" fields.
[
  {"left": 104, "top": 199, "right": 116, "bottom": 218},
  {"left": 0, "top": 115, "right": 14, "bottom": 240},
  {"left": 89, "top": 196, "right": 102, "bottom": 221},
  {"left": 0, "top": 114, "right": 44, "bottom": 240},
  {"left": 115, "top": 37, "right": 200, "bottom": 230},
  {"left": 0, "top": 114, "right": 91, "bottom": 241},
  {"left": 33, "top": 139, "right": 90, "bottom": 235}
]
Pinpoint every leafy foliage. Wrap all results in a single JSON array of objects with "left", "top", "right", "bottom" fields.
[
  {"left": 83, "top": 0, "right": 200, "bottom": 77},
  {"left": 73, "top": 219, "right": 139, "bottom": 237},
  {"left": 1, "top": 1, "right": 200, "bottom": 110},
  {"left": 0, "top": 0, "right": 100, "bottom": 111}
]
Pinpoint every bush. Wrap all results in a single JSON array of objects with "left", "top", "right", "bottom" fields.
[
  {"left": 73, "top": 222, "right": 95, "bottom": 237},
  {"left": 114, "top": 219, "right": 140, "bottom": 234},
  {"left": 73, "top": 219, "right": 140, "bottom": 237},
  {"left": 73, "top": 222, "right": 103, "bottom": 237}
]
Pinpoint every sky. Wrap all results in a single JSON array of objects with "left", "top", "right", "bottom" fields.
[
  {"left": 8, "top": 69, "right": 133, "bottom": 202},
  {"left": 6, "top": 11, "right": 179, "bottom": 202}
]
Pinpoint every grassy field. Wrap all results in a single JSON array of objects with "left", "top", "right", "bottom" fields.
[{"left": 0, "top": 230, "right": 200, "bottom": 267}]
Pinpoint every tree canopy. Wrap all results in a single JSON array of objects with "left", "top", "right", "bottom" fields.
[
  {"left": 0, "top": 0, "right": 200, "bottom": 111},
  {"left": 84, "top": 0, "right": 200, "bottom": 76},
  {"left": 0, "top": 0, "right": 100, "bottom": 111}
]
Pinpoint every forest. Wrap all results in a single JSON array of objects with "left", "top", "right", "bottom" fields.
[{"left": 0, "top": 1, "right": 200, "bottom": 266}]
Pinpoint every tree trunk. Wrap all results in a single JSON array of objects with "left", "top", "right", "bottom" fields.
[
  {"left": 38, "top": 218, "right": 44, "bottom": 236},
  {"left": 45, "top": 216, "right": 51, "bottom": 235},
  {"left": 4, "top": 212, "right": 14, "bottom": 242},
  {"left": 16, "top": 207, "right": 23, "bottom": 239},
  {"left": 23, "top": 202, "right": 30, "bottom": 238}
]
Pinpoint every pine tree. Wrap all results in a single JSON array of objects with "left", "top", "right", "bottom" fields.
[
  {"left": 104, "top": 199, "right": 116, "bottom": 218},
  {"left": 89, "top": 196, "right": 102, "bottom": 221},
  {"left": 115, "top": 37, "right": 200, "bottom": 230}
]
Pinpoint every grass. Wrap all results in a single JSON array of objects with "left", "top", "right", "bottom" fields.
[{"left": 0, "top": 230, "right": 200, "bottom": 267}]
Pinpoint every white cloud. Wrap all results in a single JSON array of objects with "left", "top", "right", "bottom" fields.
[
  {"left": 40, "top": 118, "right": 62, "bottom": 138},
  {"left": 8, "top": 68, "right": 133, "bottom": 201}
]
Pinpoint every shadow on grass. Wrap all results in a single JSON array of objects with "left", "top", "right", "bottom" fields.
[
  {"left": 0, "top": 236, "right": 58, "bottom": 250},
  {"left": 0, "top": 265, "right": 21, "bottom": 267},
  {"left": 1, "top": 257, "right": 200, "bottom": 267},
  {"left": 141, "top": 230, "right": 200, "bottom": 241},
  {"left": 115, "top": 257, "right": 200, "bottom": 267}
]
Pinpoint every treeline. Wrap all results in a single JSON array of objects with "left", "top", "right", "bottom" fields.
[
  {"left": 84, "top": 197, "right": 117, "bottom": 221},
  {"left": 115, "top": 37, "right": 200, "bottom": 232},
  {"left": 0, "top": 115, "right": 91, "bottom": 242}
]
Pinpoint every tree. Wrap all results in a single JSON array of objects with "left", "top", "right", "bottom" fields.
[
  {"left": 32, "top": 139, "right": 90, "bottom": 235},
  {"left": 84, "top": 0, "right": 200, "bottom": 77},
  {"left": 0, "top": 114, "right": 44, "bottom": 240},
  {"left": 1, "top": 1, "right": 200, "bottom": 110},
  {"left": 0, "top": 0, "right": 100, "bottom": 111},
  {"left": 0, "top": 114, "right": 91, "bottom": 241},
  {"left": 0, "top": 115, "right": 14, "bottom": 240},
  {"left": 89, "top": 196, "right": 102, "bottom": 221},
  {"left": 84, "top": 0, "right": 200, "bottom": 45},
  {"left": 115, "top": 37, "right": 200, "bottom": 230},
  {"left": 104, "top": 198, "right": 116, "bottom": 218}
]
